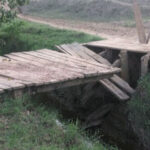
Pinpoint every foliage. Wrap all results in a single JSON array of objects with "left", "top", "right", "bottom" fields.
[
  {"left": 0, "top": 0, "right": 29, "bottom": 23},
  {"left": 0, "top": 96, "right": 117, "bottom": 150},
  {"left": 128, "top": 74, "right": 150, "bottom": 146},
  {"left": 0, "top": 19, "right": 101, "bottom": 55}
]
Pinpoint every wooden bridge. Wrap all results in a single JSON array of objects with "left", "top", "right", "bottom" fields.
[
  {"left": 56, "top": 43, "right": 135, "bottom": 100},
  {"left": 0, "top": 48, "right": 120, "bottom": 99}
]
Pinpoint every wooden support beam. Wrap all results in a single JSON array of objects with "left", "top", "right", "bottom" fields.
[
  {"left": 141, "top": 53, "right": 150, "bottom": 77},
  {"left": 120, "top": 51, "right": 129, "bottom": 82},
  {"left": 112, "top": 59, "right": 121, "bottom": 67},
  {"left": 99, "top": 50, "right": 107, "bottom": 57},
  {"left": 132, "top": 0, "right": 147, "bottom": 44},
  {"left": 146, "top": 31, "right": 150, "bottom": 44}
]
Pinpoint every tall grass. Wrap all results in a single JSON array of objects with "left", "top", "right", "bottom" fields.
[{"left": 128, "top": 74, "right": 150, "bottom": 147}]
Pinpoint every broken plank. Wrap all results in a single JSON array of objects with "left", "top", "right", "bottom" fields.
[
  {"left": 110, "top": 75, "right": 135, "bottom": 95},
  {"left": 72, "top": 43, "right": 111, "bottom": 65},
  {"left": 100, "top": 79, "right": 129, "bottom": 100}
]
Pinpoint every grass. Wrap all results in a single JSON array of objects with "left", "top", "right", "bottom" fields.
[
  {"left": 0, "top": 19, "right": 101, "bottom": 55},
  {"left": 128, "top": 74, "right": 150, "bottom": 146},
  {"left": 0, "top": 96, "right": 117, "bottom": 150},
  {"left": 0, "top": 19, "right": 116, "bottom": 150}
]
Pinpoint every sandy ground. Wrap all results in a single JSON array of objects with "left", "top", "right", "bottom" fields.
[{"left": 18, "top": 14, "right": 142, "bottom": 43}]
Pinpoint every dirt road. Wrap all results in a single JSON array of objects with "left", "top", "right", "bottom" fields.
[{"left": 18, "top": 14, "right": 139, "bottom": 42}]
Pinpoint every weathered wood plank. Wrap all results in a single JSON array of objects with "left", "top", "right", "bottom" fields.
[
  {"left": 133, "top": 0, "right": 146, "bottom": 44},
  {"left": 119, "top": 51, "right": 129, "bottom": 82},
  {"left": 36, "top": 49, "right": 113, "bottom": 70},
  {"left": 57, "top": 43, "right": 134, "bottom": 100},
  {"left": 112, "top": 59, "right": 121, "bottom": 67},
  {"left": 0, "top": 76, "right": 25, "bottom": 90},
  {"left": 0, "top": 49, "right": 121, "bottom": 97},
  {"left": 7, "top": 52, "right": 115, "bottom": 77},
  {"left": 73, "top": 43, "right": 111, "bottom": 65},
  {"left": 85, "top": 40, "right": 150, "bottom": 53},
  {"left": 110, "top": 75, "right": 135, "bottom": 95},
  {"left": 100, "top": 79, "right": 129, "bottom": 100}
]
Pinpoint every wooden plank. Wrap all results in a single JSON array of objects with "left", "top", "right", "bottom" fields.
[
  {"left": 60, "top": 44, "right": 80, "bottom": 57},
  {"left": 56, "top": 45, "right": 72, "bottom": 55},
  {"left": 67, "top": 44, "right": 95, "bottom": 61},
  {"left": 0, "top": 76, "right": 25, "bottom": 90},
  {"left": 36, "top": 49, "right": 113, "bottom": 70},
  {"left": 100, "top": 79, "right": 129, "bottom": 100},
  {"left": 133, "top": 0, "right": 146, "bottom": 44},
  {"left": 58, "top": 43, "right": 130, "bottom": 100},
  {"left": 119, "top": 51, "right": 129, "bottom": 82},
  {"left": 7, "top": 52, "right": 116, "bottom": 77},
  {"left": 36, "top": 74, "right": 113, "bottom": 93},
  {"left": 141, "top": 53, "right": 150, "bottom": 77},
  {"left": 146, "top": 31, "right": 150, "bottom": 44},
  {"left": 85, "top": 40, "right": 150, "bottom": 53},
  {"left": 3, "top": 51, "right": 118, "bottom": 89},
  {"left": 112, "top": 59, "right": 121, "bottom": 67},
  {"left": 58, "top": 43, "right": 134, "bottom": 100},
  {"left": 99, "top": 50, "right": 107, "bottom": 57},
  {"left": 6, "top": 53, "right": 90, "bottom": 75},
  {"left": 110, "top": 75, "right": 135, "bottom": 95},
  {"left": 72, "top": 43, "right": 111, "bottom": 65}
]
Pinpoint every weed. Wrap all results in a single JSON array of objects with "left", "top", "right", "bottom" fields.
[{"left": 0, "top": 96, "right": 116, "bottom": 150}]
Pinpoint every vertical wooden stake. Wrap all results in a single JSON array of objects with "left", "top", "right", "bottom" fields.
[
  {"left": 132, "top": 0, "right": 146, "bottom": 44},
  {"left": 120, "top": 51, "right": 129, "bottom": 82},
  {"left": 141, "top": 53, "right": 150, "bottom": 77}
]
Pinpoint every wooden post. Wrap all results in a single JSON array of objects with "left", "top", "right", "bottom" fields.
[
  {"left": 120, "top": 51, "right": 129, "bottom": 82},
  {"left": 146, "top": 31, "right": 150, "bottom": 44},
  {"left": 141, "top": 53, "right": 150, "bottom": 77},
  {"left": 132, "top": 0, "right": 146, "bottom": 44}
]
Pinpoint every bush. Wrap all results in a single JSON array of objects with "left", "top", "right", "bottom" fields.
[{"left": 128, "top": 74, "right": 150, "bottom": 148}]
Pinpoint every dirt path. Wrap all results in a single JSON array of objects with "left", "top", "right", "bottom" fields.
[
  {"left": 18, "top": 14, "right": 139, "bottom": 42},
  {"left": 106, "top": 0, "right": 150, "bottom": 9}
]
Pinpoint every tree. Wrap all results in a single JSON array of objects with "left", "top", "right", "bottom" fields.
[{"left": 0, "top": 0, "right": 29, "bottom": 23}]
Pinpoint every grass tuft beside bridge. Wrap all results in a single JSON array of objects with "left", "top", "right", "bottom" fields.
[{"left": 0, "top": 19, "right": 101, "bottom": 55}]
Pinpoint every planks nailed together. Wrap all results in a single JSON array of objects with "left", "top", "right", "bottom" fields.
[
  {"left": 85, "top": 39, "right": 150, "bottom": 53},
  {"left": 0, "top": 49, "right": 120, "bottom": 97},
  {"left": 57, "top": 43, "right": 135, "bottom": 101}
]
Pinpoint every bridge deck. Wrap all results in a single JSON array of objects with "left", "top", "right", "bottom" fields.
[
  {"left": 0, "top": 49, "right": 120, "bottom": 97},
  {"left": 85, "top": 39, "right": 150, "bottom": 53}
]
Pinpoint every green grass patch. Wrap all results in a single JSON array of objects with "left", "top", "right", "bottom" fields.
[
  {"left": 128, "top": 74, "right": 150, "bottom": 145},
  {"left": 0, "top": 96, "right": 117, "bottom": 150},
  {"left": 0, "top": 19, "right": 101, "bottom": 55}
]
